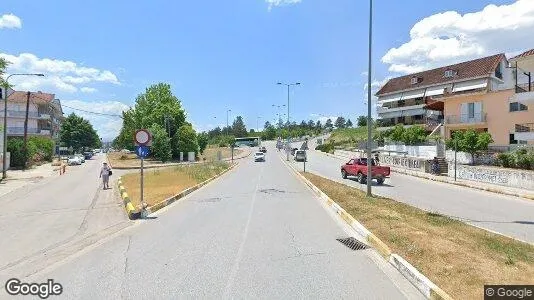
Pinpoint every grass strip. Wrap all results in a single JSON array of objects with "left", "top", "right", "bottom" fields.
[{"left": 303, "top": 172, "right": 534, "bottom": 300}]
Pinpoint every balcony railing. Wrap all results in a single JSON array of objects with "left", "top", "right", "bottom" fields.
[
  {"left": 6, "top": 127, "right": 40, "bottom": 134},
  {"left": 516, "top": 83, "right": 533, "bottom": 93},
  {"left": 445, "top": 113, "right": 487, "bottom": 124},
  {"left": 515, "top": 123, "right": 534, "bottom": 133},
  {"left": 0, "top": 110, "right": 53, "bottom": 118}
]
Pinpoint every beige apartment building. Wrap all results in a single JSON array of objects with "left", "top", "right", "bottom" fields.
[{"left": 376, "top": 52, "right": 534, "bottom": 146}]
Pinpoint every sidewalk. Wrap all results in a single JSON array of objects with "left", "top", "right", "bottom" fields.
[
  {"left": 321, "top": 150, "right": 534, "bottom": 201},
  {"left": 0, "top": 163, "right": 59, "bottom": 197}
]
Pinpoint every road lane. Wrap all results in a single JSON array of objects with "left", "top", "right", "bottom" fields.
[
  {"left": 15, "top": 142, "right": 423, "bottom": 299},
  {"left": 0, "top": 153, "right": 128, "bottom": 278},
  {"left": 289, "top": 140, "right": 534, "bottom": 244}
]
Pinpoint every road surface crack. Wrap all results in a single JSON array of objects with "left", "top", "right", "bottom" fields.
[{"left": 121, "top": 235, "right": 132, "bottom": 300}]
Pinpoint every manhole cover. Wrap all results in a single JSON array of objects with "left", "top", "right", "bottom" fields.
[
  {"left": 336, "top": 237, "right": 368, "bottom": 251},
  {"left": 196, "top": 197, "right": 221, "bottom": 203},
  {"left": 259, "top": 189, "right": 286, "bottom": 194}
]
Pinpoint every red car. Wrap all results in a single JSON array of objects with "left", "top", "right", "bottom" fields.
[{"left": 341, "top": 158, "right": 390, "bottom": 185}]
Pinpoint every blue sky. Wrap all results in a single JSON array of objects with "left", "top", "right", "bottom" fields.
[{"left": 2, "top": 0, "right": 531, "bottom": 141}]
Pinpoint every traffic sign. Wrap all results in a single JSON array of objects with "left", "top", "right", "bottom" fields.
[
  {"left": 135, "top": 145, "right": 150, "bottom": 158},
  {"left": 134, "top": 129, "right": 152, "bottom": 146}
]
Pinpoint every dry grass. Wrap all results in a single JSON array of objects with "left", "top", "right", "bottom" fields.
[
  {"left": 122, "top": 161, "right": 230, "bottom": 208},
  {"left": 303, "top": 172, "right": 534, "bottom": 300},
  {"left": 200, "top": 146, "right": 243, "bottom": 162}
]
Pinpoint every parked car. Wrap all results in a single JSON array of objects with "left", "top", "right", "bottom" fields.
[
  {"left": 67, "top": 156, "right": 82, "bottom": 166},
  {"left": 340, "top": 158, "right": 390, "bottom": 185},
  {"left": 259, "top": 146, "right": 267, "bottom": 153},
  {"left": 291, "top": 148, "right": 299, "bottom": 155},
  {"left": 83, "top": 152, "right": 93, "bottom": 159},
  {"left": 75, "top": 154, "right": 85, "bottom": 163},
  {"left": 254, "top": 152, "right": 266, "bottom": 162},
  {"left": 294, "top": 150, "right": 307, "bottom": 162}
]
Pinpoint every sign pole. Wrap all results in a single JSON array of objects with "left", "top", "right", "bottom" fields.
[
  {"left": 141, "top": 156, "right": 144, "bottom": 208},
  {"left": 454, "top": 139, "right": 457, "bottom": 181}
]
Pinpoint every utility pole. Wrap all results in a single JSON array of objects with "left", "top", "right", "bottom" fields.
[
  {"left": 277, "top": 83, "right": 300, "bottom": 161},
  {"left": 366, "top": 0, "right": 373, "bottom": 197},
  {"left": 22, "top": 91, "right": 31, "bottom": 169}
]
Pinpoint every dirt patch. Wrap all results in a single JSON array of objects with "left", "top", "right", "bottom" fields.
[
  {"left": 121, "top": 162, "right": 231, "bottom": 208},
  {"left": 303, "top": 172, "right": 534, "bottom": 300}
]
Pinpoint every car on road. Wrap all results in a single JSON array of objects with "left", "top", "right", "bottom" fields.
[
  {"left": 294, "top": 150, "right": 307, "bottom": 162},
  {"left": 67, "top": 156, "right": 82, "bottom": 166},
  {"left": 291, "top": 148, "right": 299, "bottom": 155},
  {"left": 254, "top": 152, "right": 266, "bottom": 162},
  {"left": 340, "top": 158, "right": 390, "bottom": 185},
  {"left": 75, "top": 154, "right": 86, "bottom": 163},
  {"left": 259, "top": 146, "right": 267, "bottom": 153},
  {"left": 83, "top": 152, "right": 93, "bottom": 160}
]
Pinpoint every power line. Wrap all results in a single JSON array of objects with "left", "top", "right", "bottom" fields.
[{"left": 61, "top": 104, "right": 123, "bottom": 118}]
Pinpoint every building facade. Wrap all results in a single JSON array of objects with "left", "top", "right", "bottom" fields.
[
  {"left": 0, "top": 88, "right": 64, "bottom": 142},
  {"left": 376, "top": 53, "right": 534, "bottom": 146},
  {"left": 509, "top": 49, "right": 534, "bottom": 142}
]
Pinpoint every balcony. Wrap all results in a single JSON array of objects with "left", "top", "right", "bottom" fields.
[
  {"left": 38, "top": 113, "right": 51, "bottom": 119},
  {"left": 6, "top": 127, "right": 40, "bottom": 135},
  {"left": 376, "top": 116, "right": 442, "bottom": 131},
  {"left": 0, "top": 110, "right": 39, "bottom": 118},
  {"left": 445, "top": 113, "right": 487, "bottom": 125},
  {"left": 515, "top": 123, "right": 534, "bottom": 141}
]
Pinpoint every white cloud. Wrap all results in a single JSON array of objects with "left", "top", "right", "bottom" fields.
[
  {"left": 0, "top": 52, "right": 120, "bottom": 93},
  {"left": 382, "top": 0, "right": 534, "bottom": 74},
  {"left": 62, "top": 100, "right": 130, "bottom": 141},
  {"left": 0, "top": 14, "right": 21, "bottom": 29},
  {"left": 266, "top": 0, "right": 302, "bottom": 11},
  {"left": 80, "top": 87, "right": 97, "bottom": 93}
]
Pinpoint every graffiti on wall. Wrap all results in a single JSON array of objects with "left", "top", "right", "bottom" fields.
[
  {"left": 449, "top": 165, "right": 534, "bottom": 190},
  {"left": 380, "top": 155, "right": 425, "bottom": 170}
]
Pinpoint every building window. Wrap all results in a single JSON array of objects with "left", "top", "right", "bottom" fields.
[
  {"left": 444, "top": 70, "right": 456, "bottom": 78},
  {"left": 411, "top": 77, "right": 420, "bottom": 85},
  {"left": 468, "top": 103, "right": 475, "bottom": 118},
  {"left": 509, "top": 102, "right": 528, "bottom": 112},
  {"left": 495, "top": 64, "right": 503, "bottom": 79},
  {"left": 510, "top": 134, "right": 517, "bottom": 144}
]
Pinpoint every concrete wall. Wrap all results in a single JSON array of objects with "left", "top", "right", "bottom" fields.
[
  {"left": 187, "top": 152, "right": 195, "bottom": 162},
  {"left": 445, "top": 150, "right": 495, "bottom": 165},
  {"left": 382, "top": 144, "right": 437, "bottom": 159},
  {"left": 448, "top": 164, "right": 534, "bottom": 190},
  {"left": 379, "top": 155, "right": 430, "bottom": 172}
]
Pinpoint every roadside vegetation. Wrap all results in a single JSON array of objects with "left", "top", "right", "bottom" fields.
[
  {"left": 121, "top": 161, "right": 230, "bottom": 208},
  {"left": 7, "top": 136, "right": 55, "bottom": 168},
  {"left": 496, "top": 148, "right": 534, "bottom": 170},
  {"left": 303, "top": 172, "right": 534, "bottom": 300}
]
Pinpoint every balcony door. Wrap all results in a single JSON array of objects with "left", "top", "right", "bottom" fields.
[{"left": 460, "top": 102, "right": 482, "bottom": 123}]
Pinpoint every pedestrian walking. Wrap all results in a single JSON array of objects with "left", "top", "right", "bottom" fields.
[
  {"left": 431, "top": 157, "right": 440, "bottom": 175},
  {"left": 100, "top": 162, "right": 112, "bottom": 190},
  {"left": 374, "top": 153, "right": 380, "bottom": 166}
]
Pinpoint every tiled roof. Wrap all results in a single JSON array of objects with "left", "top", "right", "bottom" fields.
[
  {"left": 511, "top": 49, "right": 534, "bottom": 60},
  {"left": 7, "top": 91, "right": 55, "bottom": 103},
  {"left": 376, "top": 53, "right": 505, "bottom": 96}
]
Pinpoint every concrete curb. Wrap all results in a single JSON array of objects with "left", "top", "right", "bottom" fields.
[
  {"left": 117, "top": 178, "right": 141, "bottom": 220},
  {"left": 143, "top": 162, "right": 239, "bottom": 216},
  {"left": 280, "top": 156, "right": 453, "bottom": 300},
  {"left": 317, "top": 150, "right": 534, "bottom": 201}
]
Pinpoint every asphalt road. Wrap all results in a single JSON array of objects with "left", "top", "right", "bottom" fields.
[
  {"left": 0, "top": 153, "right": 129, "bottom": 284},
  {"left": 289, "top": 139, "right": 534, "bottom": 244},
  {"left": 6, "top": 142, "right": 424, "bottom": 299}
]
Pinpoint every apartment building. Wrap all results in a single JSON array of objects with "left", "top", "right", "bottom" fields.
[
  {"left": 509, "top": 49, "right": 534, "bottom": 142},
  {"left": 376, "top": 53, "right": 534, "bottom": 145},
  {"left": 0, "top": 88, "right": 64, "bottom": 141}
]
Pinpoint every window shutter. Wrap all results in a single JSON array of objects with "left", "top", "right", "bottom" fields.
[{"left": 460, "top": 103, "right": 468, "bottom": 123}]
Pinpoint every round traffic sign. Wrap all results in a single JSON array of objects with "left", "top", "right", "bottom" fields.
[{"left": 135, "top": 129, "right": 151, "bottom": 145}]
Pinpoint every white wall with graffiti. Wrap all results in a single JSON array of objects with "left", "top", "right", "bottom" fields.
[{"left": 448, "top": 164, "right": 534, "bottom": 191}]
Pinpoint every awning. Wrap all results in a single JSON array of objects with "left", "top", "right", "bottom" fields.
[
  {"left": 452, "top": 79, "right": 488, "bottom": 92},
  {"left": 401, "top": 89, "right": 425, "bottom": 100},
  {"left": 378, "top": 93, "right": 402, "bottom": 104},
  {"left": 425, "top": 86, "right": 446, "bottom": 97}
]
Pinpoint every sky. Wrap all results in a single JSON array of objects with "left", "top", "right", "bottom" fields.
[{"left": 1, "top": 0, "right": 533, "bottom": 141}]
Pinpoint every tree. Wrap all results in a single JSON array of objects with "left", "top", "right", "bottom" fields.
[
  {"left": 249, "top": 128, "right": 255, "bottom": 134},
  {"left": 197, "top": 132, "right": 208, "bottom": 155},
  {"left": 262, "top": 124, "right": 277, "bottom": 140},
  {"left": 401, "top": 125, "right": 427, "bottom": 145},
  {"left": 325, "top": 119, "right": 333, "bottom": 131},
  {"left": 315, "top": 120, "right": 323, "bottom": 133},
  {"left": 307, "top": 120, "right": 315, "bottom": 129},
  {"left": 59, "top": 113, "right": 100, "bottom": 152},
  {"left": 335, "top": 117, "right": 346, "bottom": 129},
  {"left": 300, "top": 120, "right": 307, "bottom": 129},
  {"left": 264, "top": 121, "right": 272, "bottom": 129},
  {"left": 389, "top": 124, "right": 405, "bottom": 143},
  {"left": 114, "top": 83, "right": 186, "bottom": 150},
  {"left": 345, "top": 119, "right": 353, "bottom": 128},
  {"left": 173, "top": 124, "right": 199, "bottom": 158},
  {"left": 149, "top": 124, "right": 172, "bottom": 162},
  {"left": 446, "top": 129, "right": 493, "bottom": 164},
  {"left": 0, "top": 57, "right": 9, "bottom": 87},
  {"left": 357, "top": 116, "right": 367, "bottom": 127},
  {"left": 232, "top": 116, "right": 247, "bottom": 138}
]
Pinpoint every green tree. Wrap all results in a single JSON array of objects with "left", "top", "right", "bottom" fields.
[
  {"left": 0, "top": 57, "right": 9, "bottom": 87},
  {"left": 357, "top": 116, "right": 368, "bottom": 127},
  {"left": 401, "top": 125, "right": 427, "bottom": 145},
  {"left": 197, "top": 132, "right": 208, "bottom": 154},
  {"left": 335, "top": 117, "right": 346, "bottom": 129},
  {"left": 389, "top": 124, "right": 405, "bottom": 143},
  {"left": 315, "top": 120, "right": 322, "bottom": 132},
  {"left": 115, "top": 83, "right": 186, "bottom": 150},
  {"left": 325, "top": 119, "right": 333, "bottom": 131},
  {"left": 345, "top": 119, "right": 353, "bottom": 128},
  {"left": 173, "top": 124, "right": 199, "bottom": 158},
  {"left": 307, "top": 120, "right": 315, "bottom": 129},
  {"left": 446, "top": 129, "right": 494, "bottom": 164},
  {"left": 59, "top": 113, "right": 100, "bottom": 152},
  {"left": 231, "top": 116, "right": 247, "bottom": 138},
  {"left": 149, "top": 124, "right": 172, "bottom": 162},
  {"left": 262, "top": 124, "right": 277, "bottom": 140}
]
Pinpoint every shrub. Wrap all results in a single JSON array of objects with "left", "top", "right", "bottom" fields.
[
  {"left": 28, "top": 136, "right": 54, "bottom": 162},
  {"left": 497, "top": 152, "right": 515, "bottom": 168},
  {"left": 7, "top": 138, "right": 27, "bottom": 168}
]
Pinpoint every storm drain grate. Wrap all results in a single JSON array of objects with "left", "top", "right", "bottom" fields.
[{"left": 336, "top": 237, "right": 368, "bottom": 251}]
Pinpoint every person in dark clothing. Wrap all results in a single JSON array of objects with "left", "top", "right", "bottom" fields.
[{"left": 431, "top": 157, "right": 440, "bottom": 175}]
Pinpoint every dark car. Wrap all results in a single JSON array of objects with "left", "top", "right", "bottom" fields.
[
  {"left": 83, "top": 152, "right": 93, "bottom": 159},
  {"left": 291, "top": 148, "right": 299, "bottom": 155},
  {"left": 260, "top": 146, "right": 267, "bottom": 153}
]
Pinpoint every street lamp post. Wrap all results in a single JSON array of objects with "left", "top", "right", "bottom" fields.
[
  {"left": 277, "top": 82, "right": 300, "bottom": 161},
  {"left": 226, "top": 109, "right": 231, "bottom": 135},
  {"left": 365, "top": 0, "right": 373, "bottom": 197},
  {"left": 2, "top": 73, "right": 45, "bottom": 180}
]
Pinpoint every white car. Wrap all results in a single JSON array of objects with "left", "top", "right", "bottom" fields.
[
  {"left": 67, "top": 156, "right": 82, "bottom": 166},
  {"left": 254, "top": 152, "right": 265, "bottom": 162},
  {"left": 76, "top": 154, "right": 85, "bottom": 163}
]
